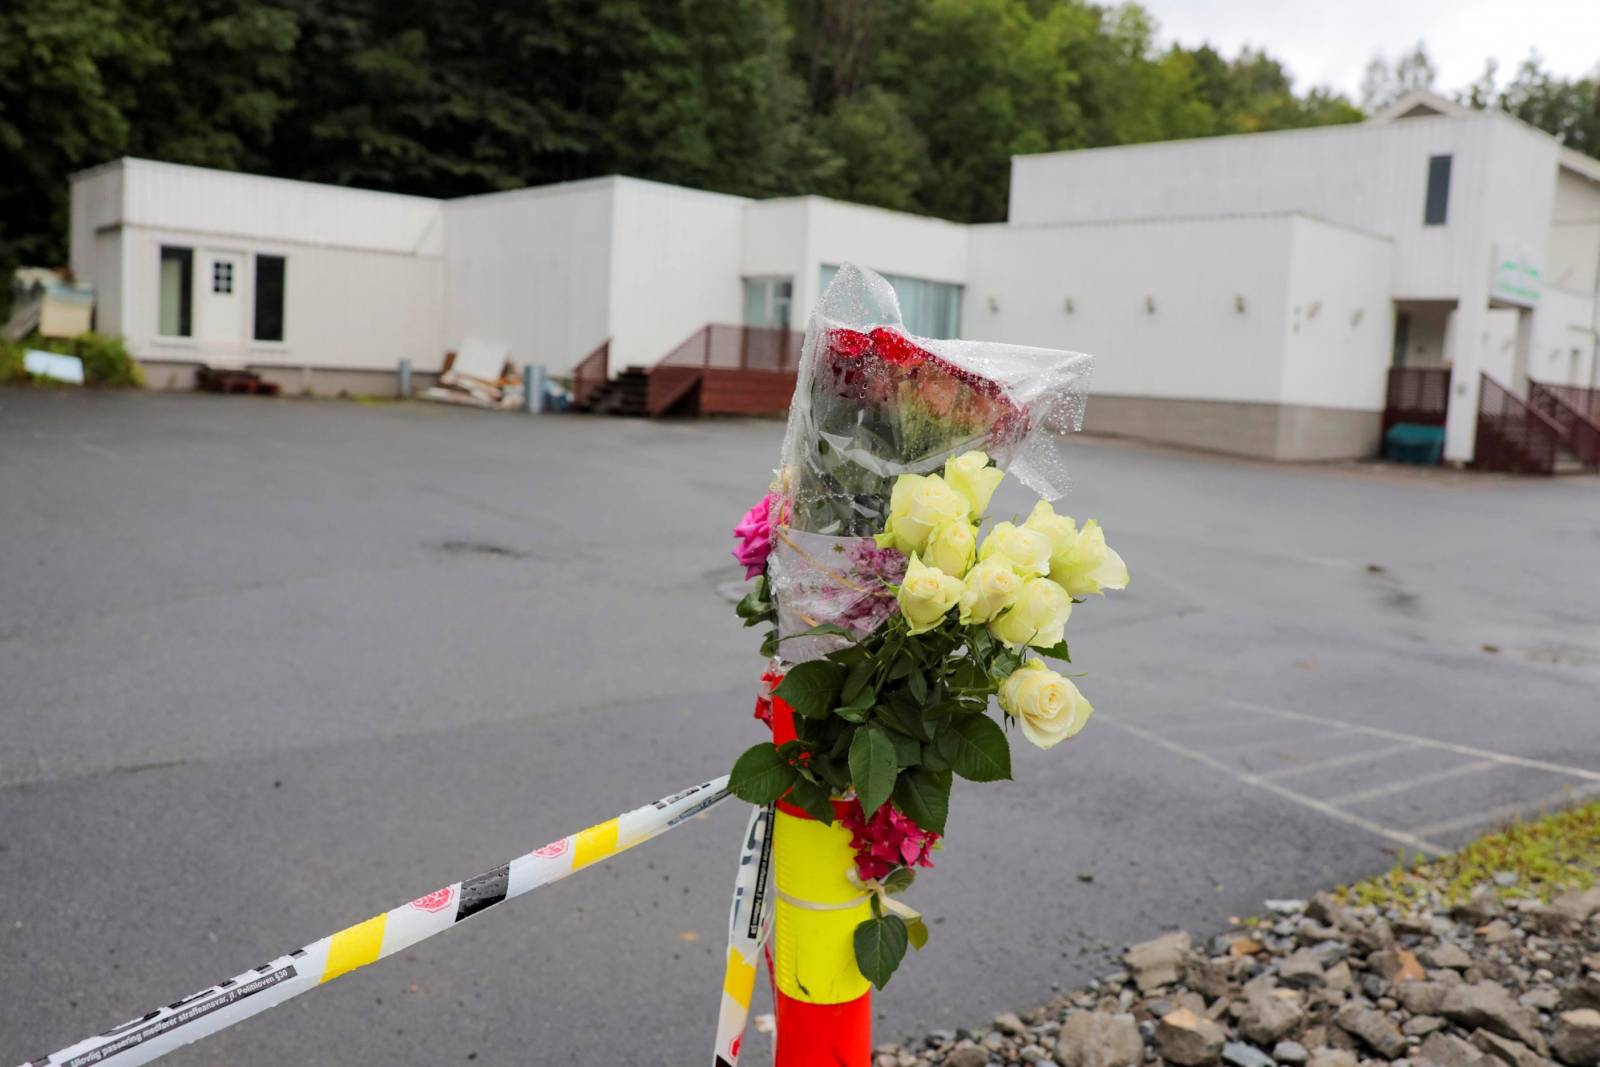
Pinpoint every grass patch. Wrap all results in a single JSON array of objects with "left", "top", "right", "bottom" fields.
[{"left": 1339, "top": 799, "right": 1600, "bottom": 911}]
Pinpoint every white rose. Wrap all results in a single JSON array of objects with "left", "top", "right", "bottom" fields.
[{"left": 998, "top": 660, "right": 1093, "bottom": 750}]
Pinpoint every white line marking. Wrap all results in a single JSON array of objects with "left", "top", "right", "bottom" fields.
[
  {"left": 1409, "top": 782, "right": 1600, "bottom": 839},
  {"left": 1102, "top": 715, "right": 1449, "bottom": 856},
  {"left": 1104, "top": 676, "right": 1600, "bottom": 785},
  {"left": 1253, "top": 742, "right": 1423, "bottom": 781},
  {"left": 1197, "top": 726, "right": 1357, "bottom": 756},
  {"left": 1327, "top": 760, "right": 1499, "bottom": 806}
]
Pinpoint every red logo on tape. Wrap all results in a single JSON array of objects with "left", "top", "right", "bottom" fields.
[
  {"left": 409, "top": 887, "right": 454, "bottom": 913},
  {"left": 533, "top": 839, "right": 570, "bottom": 858}
]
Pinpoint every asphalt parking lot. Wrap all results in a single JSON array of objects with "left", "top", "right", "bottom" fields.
[{"left": 2, "top": 390, "right": 1597, "bottom": 1065}]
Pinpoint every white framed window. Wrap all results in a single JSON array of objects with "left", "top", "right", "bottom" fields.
[
  {"left": 743, "top": 276, "right": 793, "bottom": 329},
  {"left": 158, "top": 246, "right": 194, "bottom": 337},
  {"left": 819, "top": 265, "right": 962, "bottom": 337},
  {"left": 253, "top": 254, "right": 286, "bottom": 342},
  {"left": 212, "top": 260, "right": 234, "bottom": 294}
]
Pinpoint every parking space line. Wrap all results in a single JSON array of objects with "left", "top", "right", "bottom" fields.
[
  {"left": 1253, "top": 742, "right": 1422, "bottom": 781},
  {"left": 1326, "top": 759, "right": 1499, "bottom": 806},
  {"left": 1409, "top": 782, "right": 1600, "bottom": 839},
  {"left": 1102, "top": 714, "right": 1449, "bottom": 856},
  {"left": 1104, "top": 676, "right": 1600, "bottom": 785},
  {"left": 1196, "top": 725, "right": 1356, "bottom": 756}
]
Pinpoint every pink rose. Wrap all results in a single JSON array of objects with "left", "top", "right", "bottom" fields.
[{"left": 733, "top": 493, "right": 778, "bottom": 580}]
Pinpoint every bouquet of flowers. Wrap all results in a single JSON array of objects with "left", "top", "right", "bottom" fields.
[{"left": 728, "top": 265, "right": 1126, "bottom": 988}]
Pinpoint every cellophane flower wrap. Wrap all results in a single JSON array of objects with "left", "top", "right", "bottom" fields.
[{"left": 729, "top": 264, "right": 1123, "bottom": 989}]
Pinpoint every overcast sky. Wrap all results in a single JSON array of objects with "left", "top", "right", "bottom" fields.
[{"left": 1138, "top": 0, "right": 1600, "bottom": 102}]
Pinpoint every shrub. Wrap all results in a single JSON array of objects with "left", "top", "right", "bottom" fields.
[
  {"left": 4, "top": 331, "right": 145, "bottom": 388},
  {"left": 0, "top": 340, "right": 24, "bottom": 383}
]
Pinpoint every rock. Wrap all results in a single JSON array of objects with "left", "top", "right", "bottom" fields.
[
  {"left": 996, "top": 1013, "right": 1028, "bottom": 1037},
  {"left": 1550, "top": 889, "right": 1600, "bottom": 925},
  {"left": 1405, "top": 1017, "right": 1448, "bottom": 1038},
  {"left": 1307, "top": 1050, "right": 1359, "bottom": 1067},
  {"left": 1355, "top": 920, "right": 1398, "bottom": 954},
  {"left": 1417, "top": 1033, "right": 1495, "bottom": 1067},
  {"left": 1306, "top": 893, "right": 1344, "bottom": 926},
  {"left": 1189, "top": 956, "right": 1240, "bottom": 1000},
  {"left": 1526, "top": 907, "right": 1581, "bottom": 937},
  {"left": 1325, "top": 962, "right": 1355, "bottom": 993},
  {"left": 1477, "top": 921, "right": 1516, "bottom": 945},
  {"left": 1240, "top": 990, "right": 1307, "bottom": 1046},
  {"left": 1471, "top": 1030, "right": 1559, "bottom": 1067},
  {"left": 1223, "top": 1042, "right": 1277, "bottom": 1067},
  {"left": 982, "top": 1030, "right": 1008, "bottom": 1051},
  {"left": 1155, "top": 1008, "right": 1227, "bottom": 1067},
  {"left": 1126, "top": 932, "right": 1192, "bottom": 993},
  {"left": 1336, "top": 1002, "right": 1409, "bottom": 1059},
  {"left": 1442, "top": 983, "right": 1550, "bottom": 1055},
  {"left": 1311, "top": 941, "right": 1351, "bottom": 967},
  {"left": 1424, "top": 944, "right": 1474, "bottom": 971},
  {"left": 1279, "top": 949, "right": 1327, "bottom": 989},
  {"left": 1455, "top": 894, "right": 1503, "bottom": 926},
  {"left": 1395, "top": 950, "right": 1428, "bottom": 984},
  {"left": 945, "top": 1043, "right": 989, "bottom": 1067},
  {"left": 1401, "top": 985, "right": 1452, "bottom": 1017},
  {"left": 1233, "top": 937, "right": 1267, "bottom": 957},
  {"left": 1275, "top": 1041, "right": 1310, "bottom": 1066},
  {"left": 1023, "top": 1046, "right": 1050, "bottom": 1063},
  {"left": 1055, "top": 1011, "right": 1145, "bottom": 1067},
  {"left": 1551, "top": 1009, "right": 1600, "bottom": 1067},
  {"left": 1522, "top": 989, "right": 1561, "bottom": 1012},
  {"left": 1563, "top": 977, "right": 1600, "bottom": 1012}
]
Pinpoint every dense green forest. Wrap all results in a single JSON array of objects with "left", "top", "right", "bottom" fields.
[{"left": 3, "top": 0, "right": 1598, "bottom": 285}]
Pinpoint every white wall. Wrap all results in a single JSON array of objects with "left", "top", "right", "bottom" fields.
[
  {"left": 608, "top": 179, "right": 747, "bottom": 367},
  {"left": 964, "top": 214, "right": 1302, "bottom": 404},
  {"left": 443, "top": 179, "right": 616, "bottom": 372},
  {"left": 1278, "top": 217, "right": 1395, "bottom": 411},
  {"left": 118, "top": 226, "right": 445, "bottom": 372},
  {"left": 742, "top": 198, "right": 970, "bottom": 331},
  {"left": 118, "top": 159, "right": 443, "bottom": 255},
  {"left": 1549, "top": 167, "right": 1600, "bottom": 295}
]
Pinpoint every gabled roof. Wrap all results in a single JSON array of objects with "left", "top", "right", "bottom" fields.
[{"left": 1369, "top": 89, "right": 1600, "bottom": 183}]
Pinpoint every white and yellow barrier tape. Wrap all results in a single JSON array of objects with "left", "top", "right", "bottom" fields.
[
  {"left": 17, "top": 777, "right": 732, "bottom": 1067},
  {"left": 712, "top": 804, "right": 775, "bottom": 1067}
]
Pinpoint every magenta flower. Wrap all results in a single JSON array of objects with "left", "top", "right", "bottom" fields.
[
  {"left": 840, "top": 799, "right": 940, "bottom": 883},
  {"left": 733, "top": 493, "right": 778, "bottom": 580}
]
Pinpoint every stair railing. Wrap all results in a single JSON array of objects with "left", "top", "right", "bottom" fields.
[
  {"left": 1529, "top": 381, "right": 1600, "bottom": 468},
  {"left": 1474, "top": 373, "right": 1563, "bottom": 474},
  {"left": 571, "top": 338, "right": 611, "bottom": 410}
]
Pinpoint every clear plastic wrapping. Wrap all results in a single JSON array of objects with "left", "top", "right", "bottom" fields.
[{"left": 769, "top": 264, "right": 1094, "bottom": 662}]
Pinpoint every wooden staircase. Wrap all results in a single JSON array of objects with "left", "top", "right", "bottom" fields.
[{"left": 582, "top": 366, "right": 650, "bottom": 416}]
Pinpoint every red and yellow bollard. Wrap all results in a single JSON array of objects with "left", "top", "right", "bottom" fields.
[{"left": 770, "top": 698, "right": 872, "bottom": 1066}]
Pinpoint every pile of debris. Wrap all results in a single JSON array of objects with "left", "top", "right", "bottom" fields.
[
  {"left": 422, "top": 336, "right": 525, "bottom": 410},
  {"left": 874, "top": 887, "right": 1600, "bottom": 1067}
]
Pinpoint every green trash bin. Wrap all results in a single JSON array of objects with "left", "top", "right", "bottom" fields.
[{"left": 1385, "top": 422, "right": 1445, "bottom": 465}]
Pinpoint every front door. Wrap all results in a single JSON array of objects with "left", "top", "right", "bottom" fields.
[{"left": 197, "top": 250, "right": 244, "bottom": 352}]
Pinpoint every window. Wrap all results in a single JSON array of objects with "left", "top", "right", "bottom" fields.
[
  {"left": 253, "top": 255, "right": 286, "bottom": 342},
  {"left": 819, "top": 265, "right": 962, "bottom": 337},
  {"left": 742, "top": 276, "right": 793, "bottom": 329},
  {"left": 212, "top": 260, "right": 234, "bottom": 294},
  {"left": 1424, "top": 155, "right": 1451, "bottom": 226},
  {"left": 1391, "top": 311, "right": 1411, "bottom": 367},
  {"left": 158, "top": 246, "right": 193, "bottom": 337}
]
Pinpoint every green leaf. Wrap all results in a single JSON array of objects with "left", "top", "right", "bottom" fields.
[
  {"left": 779, "top": 622, "right": 856, "bottom": 642},
  {"left": 920, "top": 743, "right": 951, "bottom": 773},
  {"left": 906, "top": 667, "right": 928, "bottom": 703},
  {"left": 774, "top": 660, "right": 846, "bottom": 719},
  {"left": 880, "top": 867, "right": 915, "bottom": 895},
  {"left": 734, "top": 576, "right": 770, "bottom": 620},
  {"left": 888, "top": 731, "right": 922, "bottom": 768},
  {"left": 946, "top": 659, "right": 989, "bottom": 691},
  {"left": 893, "top": 766, "right": 952, "bottom": 834},
  {"left": 905, "top": 916, "right": 930, "bottom": 951},
  {"left": 1032, "top": 639, "right": 1071, "bottom": 662},
  {"left": 729, "top": 742, "right": 799, "bottom": 804},
  {"left": 841, "top": 660, "right": 874, "bottom": 704},
  {"left": 785, "top": 775, "right": 836, "bottom": 824},
  {"left": 848, "top": 725, "right": 897, "bottom": 820},
  {"left": 853, "top": 914, "right": 909, "bottom": 989},
  {"left": 936, "top": 714, "right": 1013, "bottom": 783}
]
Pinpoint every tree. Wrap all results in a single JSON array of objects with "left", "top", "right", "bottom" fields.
[{"left": 1360, "top": 42, "right": 1437, "bottom": 111}]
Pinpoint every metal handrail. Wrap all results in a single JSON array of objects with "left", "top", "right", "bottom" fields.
[
  {"left": 1530, "top": 381, "right": 1600, "bottom": 467},
  {"left": 571, "top": 338, "right": 611, "bottom": 410},
  {"left": 1475, "top": 373, "right": 1559, "bottom": 474}
]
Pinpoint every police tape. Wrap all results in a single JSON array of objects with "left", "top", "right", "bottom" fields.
[
  {"left": 17, "top": 777, "right": 733, "bottom": 1067},
  {"left": 712, "top": 804, "right": 775, "bottom": 1067}
]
